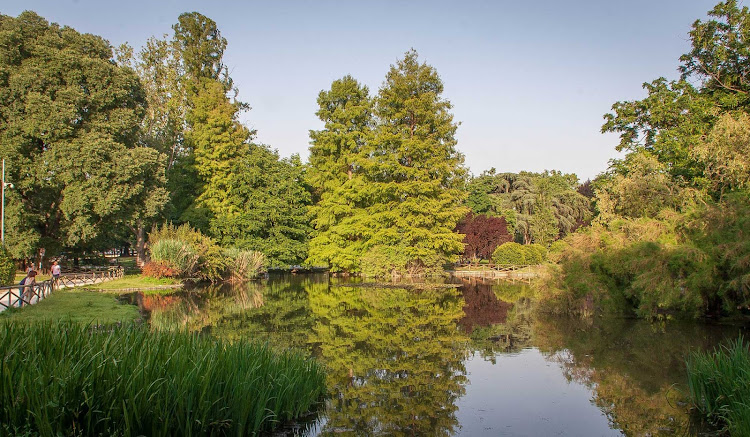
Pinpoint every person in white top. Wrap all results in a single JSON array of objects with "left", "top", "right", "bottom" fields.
[{"left": 51, "top": 261, "right": 61, "bottom": 281}]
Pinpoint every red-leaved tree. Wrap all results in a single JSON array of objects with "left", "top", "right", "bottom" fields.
[{"left": 455, "top": 212, "right": 513, "bottom": 260}]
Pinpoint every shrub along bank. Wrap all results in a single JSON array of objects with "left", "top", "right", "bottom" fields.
[
  {"left": 0, "top": 323, "right": 326, "bottom": 436},
  {"left": 537, "top": 195, "right": 750, "bottom": 319},
  {"left": 145, "top": 224, "right": 265, "bottom": 282}
]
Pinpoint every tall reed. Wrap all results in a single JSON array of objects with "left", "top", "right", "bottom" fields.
[
  {"left": 686, "top": 335, "right": 750, "bottom": 435},
  {"left": 0, "top": 323, "right": 326, "bottom": 436}
]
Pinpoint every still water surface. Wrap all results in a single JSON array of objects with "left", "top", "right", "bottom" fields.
[{"left": 129, "top": 274, "right": 746, "bottom": 436}]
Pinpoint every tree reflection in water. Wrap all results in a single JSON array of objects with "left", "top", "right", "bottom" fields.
[
  {"left": 533, "top": 317, "right": 744, "bottom": 435},
  {"left": 309, "top": 283, "right": 469, "bottom": 436},
  {"left": 139, "top": 275, "right": 746, "bottom": 436}
]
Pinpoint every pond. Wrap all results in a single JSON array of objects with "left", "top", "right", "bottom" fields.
[{"left": 127, "top": 274, "right": 746, "bottom": 436}]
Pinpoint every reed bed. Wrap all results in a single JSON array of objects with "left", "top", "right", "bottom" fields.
[
  {"left": 686, "top": 335, "right": 750, "bottom": 435},
  {"left": 0, "top": 323, "right": 326, "bottom": 436}
]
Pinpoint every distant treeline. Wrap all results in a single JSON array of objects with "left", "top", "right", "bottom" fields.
[{"left": 0, "top": 10, "right": 591, "bottom": 276}]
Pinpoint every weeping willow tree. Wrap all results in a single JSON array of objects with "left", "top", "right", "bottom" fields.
[{"left": 466, "top": 170, "right": 591, "bottom": 245}]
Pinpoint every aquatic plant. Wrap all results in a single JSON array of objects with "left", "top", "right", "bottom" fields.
[
  {"left": 686, "top": 335, "right": 750, "bottom": 436},
  {"left": 0, "top": 323, "right": 326, "bottom": 436}
]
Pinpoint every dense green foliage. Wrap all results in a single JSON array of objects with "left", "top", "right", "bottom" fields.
[
  {"left": 523, "top": 243, "right": 546, "bottom": 265},
  {"left": 687, "top": 336, "right": 750, "bottom": 435},
  {"left": 466, "top": 170, "right": 591, "bottom": 245},
  {"left": 492, "top": 242, "right": 527, "bottom": 265},
  {"left": 308, "top": 51, "right": 467, "bottom": 275},
  {"left": 211, "top": 145, "right": 311, "bottom": 267},
  {"left": 544, "top": 1, "right": 750, "bottom": 318},
  {"left": 124, "top": 13, "right": 310, "bottom": 267},
  {"left": 307, "top": 76, "right": 373, "bottom": 271},
  {"left": 0, "top": 323, "right": 326, "bottom": 436},
  {"left": 0, "top": 12, "right": 167, "bottom": 259},
  {"left": 0, "top": 247, "right": 15, "bottom": 285}
]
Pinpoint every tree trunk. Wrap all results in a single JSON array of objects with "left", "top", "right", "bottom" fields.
[{"left": 134, "top": 221, "right": 147, "bottom": 267}]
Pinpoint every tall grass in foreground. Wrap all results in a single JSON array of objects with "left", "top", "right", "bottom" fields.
[
  {"left": 0, "top": 323, "right": 326, "bottom": 436},
  {"left": 686, "top": 336, "right": 750, "bottom": 435}
]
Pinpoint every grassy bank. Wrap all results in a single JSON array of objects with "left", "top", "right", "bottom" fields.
[
  {"left": 80, "top": 274, "right": 181, "bottom": 292},
  {"left": 687, "top": 336, "right": 750, "bottom": 435},
  {"left": 0, "top": 289, "right": 140, "bottom": 324},
  {"left": 0, "top": 323, "right": 326, "bottom": 436}
]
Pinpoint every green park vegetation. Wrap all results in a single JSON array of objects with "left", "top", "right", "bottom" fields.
[
  {"left": 491, "top": 242, "right": 547, "bottom": 265},
  {"left": 0, "top": 289, "right": 140, "bottom": 324},
  {"left": 0, "top": 323, "right": 326, "bottom": 436},
  {"left": 534, "top": 0, "right": 750, "bottom": 321},
  {"left": 79, "top": 274, "right": 181, "bottom": 291},
  {"left": 2, "top": 1, "right": 750, "bottom": 433},
  {"left": 687, "top": 336, "right": 750, "bottom": 435},
  {"left": 144, "top": 223, "right": 265, "bottom": 282}
]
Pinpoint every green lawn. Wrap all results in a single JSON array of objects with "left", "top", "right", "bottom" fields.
[
  {"left": 0, "top": 289, "right": 140, "bottom": 324},
  {"left": 80, "top": 274, "right": 182, "bottom": 291},
  {"left": 13, "top": 272, "right": 51, "bottom": 282}
]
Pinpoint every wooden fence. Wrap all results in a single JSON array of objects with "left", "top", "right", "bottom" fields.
[
  {"left": 56, "top": 266, "right": 125, "bottom": 289},
  {"left": 0, "top": 280, "right": 55, "bottom": 310},
  {"left": 0, "top": 267, "right": 125, "bottom": 310},
  {"left": 450, "top": 263, "right": 539, "bottom": 280}
]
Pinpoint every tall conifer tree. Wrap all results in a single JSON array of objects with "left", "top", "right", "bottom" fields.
[
  {"left": 307, "top": 76, "right": 374, "bottom": 271},
  {"left": 361, "top": 50, "right": 468, "bottom": 274}
]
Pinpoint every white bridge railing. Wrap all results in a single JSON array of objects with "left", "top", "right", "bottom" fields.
[{"left": 0, "top": 266, "right": 124, "bottom": 311}]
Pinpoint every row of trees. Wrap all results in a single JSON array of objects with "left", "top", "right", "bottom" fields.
[
  {"left": 0, "top": 10, "right": 590, "bottom": 274},
  {"left": 0, "top": 11, "right": 310, "bottom": 268}
]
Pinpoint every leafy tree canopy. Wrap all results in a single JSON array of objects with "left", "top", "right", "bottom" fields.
[
  {"left": 0, "top": 11, "right": 167, "bottom": 258},
  {"left": 211, "top": 145, "right": 311, "bottom": 267}
]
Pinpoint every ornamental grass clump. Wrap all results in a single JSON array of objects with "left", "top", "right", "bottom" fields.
[
  {"left": 224, "top": 248, "right": 265, "bottom": 282},
  {"left": 686, "top": 336, "right": 750, "bottom": 436},
  {"left": 149, "top": 238, "right": 198, "bottom": 276},
  {"left": 0, "top": 323, "right": 326, "bottom": 436},
  {"left": 148, "top": 224, "right": 226, "bottom": 282}
]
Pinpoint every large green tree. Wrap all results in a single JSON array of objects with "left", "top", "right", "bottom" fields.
[
  {"left": 602, "top": 1, "right": 750, "bottom": 190},
  {"left": 360, "top": 50, "right": 468, "bottom": 274},
  {"left": 0, "top": 11, "right": 167, "bottom": 260},
  {"left": 307, "top": 76, "right": 374, "bottom": 270},
  {"left": 211, "top": 145, "right": 311, "bottom": 267},
  {"left": 309, "top": 51, "right": 468, "bottom": 274},
  {"left": 187, "top": 78, "right": 252, "bottom": 223}
]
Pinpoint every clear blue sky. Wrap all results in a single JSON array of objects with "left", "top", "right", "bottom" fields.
[{"left": 3, "top": 0, "right": 720, "bottom": 181}]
